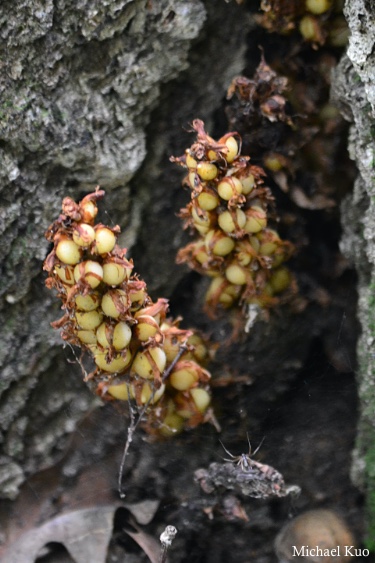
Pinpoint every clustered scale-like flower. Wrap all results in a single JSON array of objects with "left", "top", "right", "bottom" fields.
[
  {"left": 257, "top": 0, "right": 347, "bottom": 47},
  {"left": 43, "top": 189, "right": 212, "bottom": 437},
  {"left": 171, "top": 120, "right": 294, "bottom": 315}
]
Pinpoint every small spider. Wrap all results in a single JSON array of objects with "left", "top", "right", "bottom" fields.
[{"left": 220, "top": 434, "right": 265, "bottom": 472}]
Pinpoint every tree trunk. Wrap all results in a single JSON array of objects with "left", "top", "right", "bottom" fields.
[
  {"left": 0, "top": 0, "right": 373, "bottom": 560},
  {"left": 334, "top": 0, "right": 375, "bottom": 550}
]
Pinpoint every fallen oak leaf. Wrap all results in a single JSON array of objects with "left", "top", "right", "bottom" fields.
[
  {"left": 123, "top": 499, "right": 160, "bottom": 525},
  {"left": 1, "top": 506, "right": 116, "bottom": 563},
  {"left": 2, "top": 496, "right": 162, "bottom": 563},
  {"left": 124, "top": 518, "right": 162, "bottom": 563}
]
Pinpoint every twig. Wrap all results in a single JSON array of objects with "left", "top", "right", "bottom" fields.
[
  {"left": 117, "top": 342, "right": 189, "bottom": 498},
  {"left": 162, "top": 340, "right": 189, "bottom": 382},
  {"left": 65, "top": 343, "right": 90, "bottom": 381},
  {"left": 118, "top": 382, "right": 136, "bottom": 498},
  {"left": 159, "top": 525, "right": 177, "bottom": 563}
]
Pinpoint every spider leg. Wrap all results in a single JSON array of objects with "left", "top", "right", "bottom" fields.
[
  {"left": 219, "top": 440, "right": 236, "bottom": 459},
  {"left": 251, "top": 435, "right": 265, "bottom": 457},
  {"left": 245, "top": 432, "right": 252, "bottom": 456}
]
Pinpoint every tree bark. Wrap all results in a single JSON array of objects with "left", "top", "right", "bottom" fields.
[
  {"left": 333, "top": 0, "right": 375, "bottom": 549},
  {"left": 0, "top": 0, "right": 249, "bottom": 501},
  {"left": 0, "top": 0, "right": 372, "bottom": 560}
]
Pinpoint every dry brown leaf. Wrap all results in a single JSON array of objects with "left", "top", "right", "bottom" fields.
[
  {"left": 124, "top": 519, "right": 162, "bottom": 563},
  {"left": 1, "top": 506, "right": 116, "bottom": 563},
  {"left": 124, "top": 499, "right": 160, "bottom": 525},
  {"left": 2, "top": 500, "right": 163, "bottom": 563}
]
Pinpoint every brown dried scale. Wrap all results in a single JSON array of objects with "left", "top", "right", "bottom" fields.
[
  {"left": 226, "top": 54, "right": 296, "bottom": 167},
  {"left": 44, "top": 188, "right": 213, "bottom": 437},
  {"left": 171, "top": 120, "right": 295, "bottom": 316}
]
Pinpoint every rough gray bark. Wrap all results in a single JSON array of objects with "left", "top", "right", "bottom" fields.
[
  {"left": 333, "top": 0, "right": 375, "bottom": 545},
  {"left": 0, "top": 0, "right": 251, "bottom": 500},
  {"left": 0, "top": 0, "right": 370, "bottom": 560}
]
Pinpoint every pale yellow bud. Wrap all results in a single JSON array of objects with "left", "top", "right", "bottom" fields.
[
  {"left": 56, "top": 239, "right": 82, "bottom": 265},
  {"left": 269, "top": 267, "right": 292, "bottom": 294},
  {"left": 113, "top": 322, "right": 132, "bottom": 350},
  {"left": 195, "top": 243, "right": 210, "bottom": 265},
  {"left": 224, "top": 136, "right": 239, "bottom": 163},
  {"left": 205, "top": 230, "right": 235, "bottom": 256},
  {"left": 190, "top": 388, "right": 211, "bottom": 413},
  {"left": 101, "top": 290, "right": 129, "bottom": 318},
  {"left": 96, "top": 322, "right": 112, "bottom": 348},
  {"left": 187, "top": 334, "right": 207, "bottom": 363},
  {"left": 196, "top": 162, "right": 218, "bottom": 181},
  {"left": 76, "top": 330, "right": 97, "bottom": 345},
  {"left": 188, "top": 171, "right": 197, "bottom": 189},
  {"left": 75, "top": 310, "right": 103, "bottom": 330},
  {"left": 299, "top": 15, "right": 320, "bottom": 41},
  {"left": 94, "top": 349, "right": 132, "bottom": 373},
  {"left": 244, "top": 206, "right": 267, "bottom": 234},
  {"left": 134, "top": 315, "right": 160, "bottom": 341},
  {"left": 306, "top": 0, "right": 331, "bottom": 15},
  {"left": 264, "top": 154, "right": 284, "bottom": 172},
  {"left": 80, "top": 200, "right": 98, "bottom": 223},
  {"left": 241, "top": 174, "right": 255, "bottom": 195},
  {"left": 72, "top": 223, "right": 96, "bottom": 247},
  {"left": 191, "top": 207, "right": 214, "bottom": 234},
  {"left": 134, "top": 382, "right": 166, "bottom": 404},
  {"left": 94, "top": 227, "right": 117, "bottom": 254},
  {"left": 54, "top": 264, "right": 75, "bottom": 285},
  {"left": 217, "top": 177, "right": 243, "bottom": 200},
  {"left": 225, "top": 264, "right": 247, "bottom": 285},
  {"left": 185, "top": 151, "right": 197, "bottom": 169},
  {"left": 197, "top": 191, "right": 220, "bottom": 211},
  {"left": 102, "top": 262, "right": 127, "bottom": 286},
  {"left": 75, "top": 292, "right": 101, "bottom": 311},
  {"left": 74, "top": 260, "right": 103, "bottom": 289},
  {"left": 218, "top": 209, "right": 246, "bottom": 233},
  {"left": 107, "top": 382, "right": 130, "bottom": 401},
  {"left": 159, "top": 413, "right": 185, "bottom": 436},
  {"left": 258, "top": 230, "right": 280, "bottom": 256},
  {"left": 170, "top": 366, "right": 199, "bottom": 391},
  {"left": 131, "top": 347, "right": 167, "bottom": 379}
]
